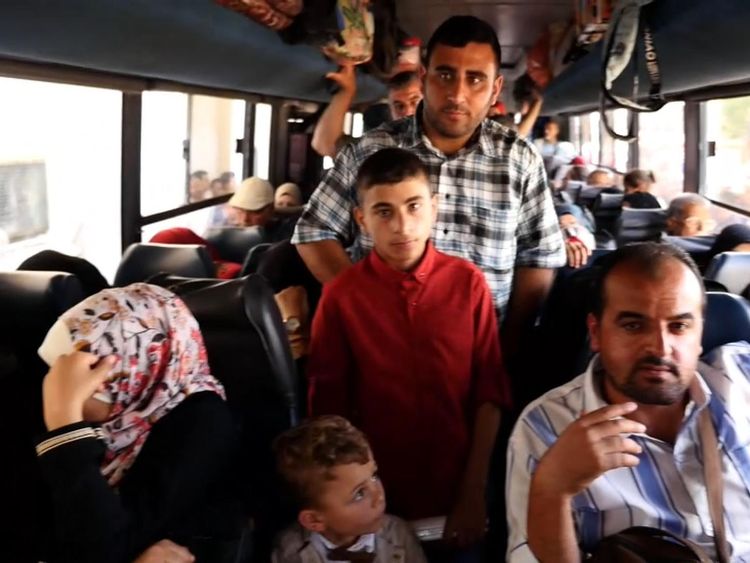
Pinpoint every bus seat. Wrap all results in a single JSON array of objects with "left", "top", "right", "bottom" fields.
[
  {"left": 114, "top": 243, "right": 215, "bottom": 287},
  {"left": 150, "top": 274, "right": 298, "bottom": 558},
  {"left": 205, "top": 226, "right": 265, "bottom": 264},
  {"left": 0, "top": 271, "right": 86, "bottom": 562},
  {"left": 704, "top": 251, "right": 750, "bottom": 295},
  {"left": 241, "top": 243, "right": 272, "bottom": 276},
  {"left": 17, "top": 250, "right": 110, "bottom": 297},
  {"left": 564, "top": 180, "right": 585, "bottom": 203},
  {"left": 592, "top": 192, "right": 624, "bottom": 236},
  {"left": 665, "top": 235, "right": 717, "bottom": 271},
  {"left": 615, "top": 208, "right": 667, "bottom": 246},
  {"left": 703, "top": 292, "right": 750, "bottom": 353}
]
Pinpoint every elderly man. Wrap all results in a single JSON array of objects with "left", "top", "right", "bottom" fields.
[
  {"left": 506, "top": 242, "right": 750, "bottom": 561},
  {"left": 227, "top": 177, "right": 295, "bottom": 242},
  {"left": 665, "top": 193, "right": 715, "bottom": 236},
  {"left": 295, "top": 15, "right": 565, "bottom": 356}
]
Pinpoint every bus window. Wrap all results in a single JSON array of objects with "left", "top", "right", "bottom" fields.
[
  {"left": 570, "top": 111, "right": 600, "bottom": 165},
  {"left": 638, "top": 102, "right": 685, "bottom": 202},
  {"left": 600, "top": 109, "right": 630, "bottom": 171},
  {"left": 253, "top": 103, "right": 273, "bottom": 180},
  {"left": 141, "top": 205, "right": 219, "bottom": 243},
  {"left": 0, "top": 77, "right": 121, "bottom": 279},
  {"left": 705, "top": 95, "right": 750, "bottom": 215},
  {"left": 351, "top": 112, "right": 364, "bottom": 138},
  {"left": 141, "top": 92, "right": 189, "bottom": 216}
]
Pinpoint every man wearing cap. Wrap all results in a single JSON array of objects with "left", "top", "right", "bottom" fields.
[
  {"left": 275, "top": 182, "right": 303, "bottom": 209},
  {"left": 229, "top": 177, "right": 296, "bottom": 243}
]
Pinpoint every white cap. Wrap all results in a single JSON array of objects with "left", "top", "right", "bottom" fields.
[{"left": 228, "top": 177, "right": 274, "bottom": 211}]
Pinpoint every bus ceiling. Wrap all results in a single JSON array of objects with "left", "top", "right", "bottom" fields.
[
  {"left": 0, "top": 0, "right": 386, "bottom": 103},
  {"left": 543, "top": 0, "right": 750, "bottom": 115}
]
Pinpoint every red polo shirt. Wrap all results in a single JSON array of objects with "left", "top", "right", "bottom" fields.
[{"left": 307, "top": 242, "right": 511, "bottom": 519}]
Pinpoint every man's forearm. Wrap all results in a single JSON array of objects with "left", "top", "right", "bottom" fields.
[
  {"left": 295, "top": 240, "right": 353, "bottom": 283},
  {"left": 503, "top": 266, "right": 555, "bottom": 360},
  {"left": 311, "top": 89, "right": 355, "bottom": 157},
  {"left": 528, "top": 475, "right": 579, "bottom": 563}
]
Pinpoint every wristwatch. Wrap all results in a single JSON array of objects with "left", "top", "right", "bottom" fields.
[{"left": 284, "top": 316, "right": 301, "bottom": 334}]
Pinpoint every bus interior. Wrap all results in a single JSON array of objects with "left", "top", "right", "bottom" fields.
[{"left": 1, "top": 0, "right": 750, "bottom": 561}]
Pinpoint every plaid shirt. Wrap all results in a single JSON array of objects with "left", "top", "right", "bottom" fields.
[{"left": 293, "top": 113, "right": 565, "bottom": 317}]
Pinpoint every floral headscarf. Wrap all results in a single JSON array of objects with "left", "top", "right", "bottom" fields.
[{"left": 60, "top": 283, "right": 225, "bottom": 485}]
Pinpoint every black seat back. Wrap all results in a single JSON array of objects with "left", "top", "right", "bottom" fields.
[
  {"left": 0, "top": 271, "right": 86, "bottom": 562},
  {"left": 703, "top": 292, "right": 750, "bottom": 352},
  {"left": 114, "top": 243, "right": 215, "bottom": 287},
  {"left": 615, "top": 208, "right": 667, "bottom": 246},
  {"left": 241, "top": 243, "right": 272, "bottom": 276},
  {"left": 664, "top": 235, "right": 717, "bottom": 272},
  {"left": 205, "top": 227, "right": 265, "bottom": 264},
  {"left": 592, "top": 192, "right": 624, "bottom": 236},
  {"left": 150, "top": 274, "right": 298, "bottom": 558}
]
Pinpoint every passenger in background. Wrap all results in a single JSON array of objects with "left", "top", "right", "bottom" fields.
[
  {"left": 188, "top": 170, "right": 212, "bottom": 202},
  {"left": 586, "top": 169, "right": 620, "bottom": 191},
  {"left": 308, "top": 149, "right": 511, "bottom": 561},
  {"left": 311, "top": 66, "right": 423, "bottom": 158},
  {"left": 506, "top": 243, "right": 750, "bottom": 561},
  {"left": 295, "top": 15, "right": 565, "bottom": 365},
  {"left": 35, "top": 284, "right": 242, "bottom": 563},
  {"left": 533, "top": 118, "right": 576, "bottom": 179},
  {"left": 553, "top": 155, "right": 590, "bottom": 190},
  {"left": 622, "top": 169, "right": 662, "bottom": 209},
  {"left": 275, "top": 182, "right": 303, "bottom": 209},
  {"left": 272, "top": 416, "right": 427, "bottom": 563},
  {"left": 228, "top": 177, "right": 296, "bottom": 243},
  {"left": 707, "top": 223, "right": 750, "bottom": 259},
  {"left": 665, "top": 193, "right": 714, "bottom": 236},
  {"left": 557, "top": 207, "right": 595, "bottom": 269}
]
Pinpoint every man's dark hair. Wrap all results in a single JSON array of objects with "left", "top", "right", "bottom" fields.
[
  {"left": 424, "top": 15, "right": 502, "bottom": 73},
  {"left": 590, "top": 242, "right": 705, "bottom": 319},
  {"left": 190, "top": 170, "right": 208, "bottom": 180},
  {"left": 355, "top": 148, "right": 430, "bottom": 202},
  {"left": 388, "top": 71, "right": 419, "bottom": 90}
]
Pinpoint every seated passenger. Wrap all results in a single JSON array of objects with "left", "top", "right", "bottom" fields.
[
  {"left": 622, "top": 169, "right": 662, "bottom": 209},
  {"left": 149, "top": 227, "right": 242, "bottom": 279},
  {"left": 275, "top": 182, "right": 303, "bottom": 209},
  {"left": 533, "top": 119, "right": 576, "bottom": 179},
  {"left": 707, "top": 223, "right": 750, "bottom": 259},
  {"left": 35, "top": 283, "right": 242, "bottom": 563},
  {"left": 228, "top": 177, "right": 296, "bottom": 243},
  {"left": 272, "top": 416, "right": 427, "bottom": 563},
  {"left": 307, "top": 148, "right": 511, "bottom": 557},
  {"left": 558, "top": 209, "right": 595, "bottom": 269},
  {"left": 506, "top": 243, "right": 750, "bottom": 561},
  {"left": 665, "top": 193, "right": 715, "bottom": 236},
  {"left": 586, "top": 169, "right": 621, "bottom": 192}
]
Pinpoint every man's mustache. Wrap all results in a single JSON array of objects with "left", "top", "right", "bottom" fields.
[{"left": 635, "top": 356, "right": 679, "bottom": 376}]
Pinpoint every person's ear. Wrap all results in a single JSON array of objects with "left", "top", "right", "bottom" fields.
[
  {"left": 587, "top": 313, "right": 601, "bottom": 352},
  {"left": 491, "top": 74, "right": 504, "bottom": 105},
  {"left": 298, "top": 509, "right": 326, "bottom": 533},
  {"left": 354, "top": 206, "right": 368, "bottom": 234}
]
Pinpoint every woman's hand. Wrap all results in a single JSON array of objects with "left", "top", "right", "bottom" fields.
[{"left": 42, "top": 352, "right": 115, "bottom": 431}]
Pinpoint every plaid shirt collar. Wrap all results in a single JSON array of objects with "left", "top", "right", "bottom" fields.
[{"left": 404, "top": 104, "right": 498, "bottom": 158}]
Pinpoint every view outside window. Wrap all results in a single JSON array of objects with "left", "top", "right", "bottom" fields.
[
  {"left": 572, "top": 112, "right": 601, "bottom": 166},
  {"left": 705, "top": 96, "right": 750, "bottom": 214},
  {"left": 253, "top": 103, "right": 273, "bottom": 180},
  {"left": 600, "top": 109, "right": 630, "bottom": 172},
  {"left": 638, "top": 102, "right": 685, "bottom": 203},
  {"left": 0, "top": 78, "right": 122, "bottom": 279}
]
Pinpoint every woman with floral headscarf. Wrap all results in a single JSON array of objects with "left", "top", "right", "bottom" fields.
[{"left": 35, "top": 283, "right": 242, "bottom": 563}]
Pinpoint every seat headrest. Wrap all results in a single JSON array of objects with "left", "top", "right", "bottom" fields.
[
  {"left": 204, "top": 227, "right": 265, "bottom": 263},
  {"left": 114, "top": 243, "right": 215, "bottom": 287},
  {"left": 704, "top": 251, "right": 750, "bottom": 294},
  {"left": 615, "top": 208, "right": 667, "bottom": 245},
  {"left": 703, "top": 292, "right": 750, "bottom": 353},
  {"left": 593, "top": 192, "right": 624, "bottom": 211}
]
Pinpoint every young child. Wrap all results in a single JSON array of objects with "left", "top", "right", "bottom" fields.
[
  {"left": 272, "top": 416, "right": 427, "bottom": 563},
  {"left": 306, "top": 147, "right": 511, "bottom": 551}
]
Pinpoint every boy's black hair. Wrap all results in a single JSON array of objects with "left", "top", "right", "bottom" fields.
[
  {"left": 424, "top": 16, "right": 502, "bottom": 73},
  {"left": 590, "top": 242, "right": 705, "bottom": 319},
  {"left": 355, "top": 148, "right": 430, "bottom": 202}
]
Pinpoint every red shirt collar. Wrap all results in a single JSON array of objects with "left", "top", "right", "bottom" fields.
[{"left": 367, "top": 240, "right": 436, "bottom": 285}]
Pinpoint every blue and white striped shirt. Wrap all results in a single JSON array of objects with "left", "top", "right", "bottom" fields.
[
  {"left": 506, "top": 342, "right": 750, "bottom": 562},
  {"left": 292, "top": 112, "right": 566, "bottom": 318}
]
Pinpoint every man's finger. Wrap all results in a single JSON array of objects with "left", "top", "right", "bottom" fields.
[
  {"left": 606, "top": 452, "right": 641, "bottom": 470},
  {"left": 579, "top": 402, "right": 639, "bottom": 427},
  {"left": 599, "top": 435, "right": 643, "bottom": 456},
  {"left": 590, "top": 418, "right": 647, "bottom": 439}
]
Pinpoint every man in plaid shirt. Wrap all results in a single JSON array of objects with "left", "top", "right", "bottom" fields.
[{"left": 293, "top": 15, "right": 565, "bottom": 356}]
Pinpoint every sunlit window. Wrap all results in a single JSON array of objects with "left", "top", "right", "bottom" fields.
[
  {"left": 253, "top": 103, "right": 273, "bottom": 180},
  {"left": 0, "top": 78, "right": 121, "bottom": 280},
  {"left": 638, "top": 102, "right": 685, "bottom": 203}
]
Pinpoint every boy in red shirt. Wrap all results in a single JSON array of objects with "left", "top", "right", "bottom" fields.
[{"left": 307, "top": 147, "right": 511, "bottom": 557}]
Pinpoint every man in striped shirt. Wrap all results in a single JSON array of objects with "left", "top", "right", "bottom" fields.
[
  {"left": 507, "top": 242, "right": 750, "bottom": 561},
  {"left": 292, "top": 15, "right": 565, "bottom": 350}
]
